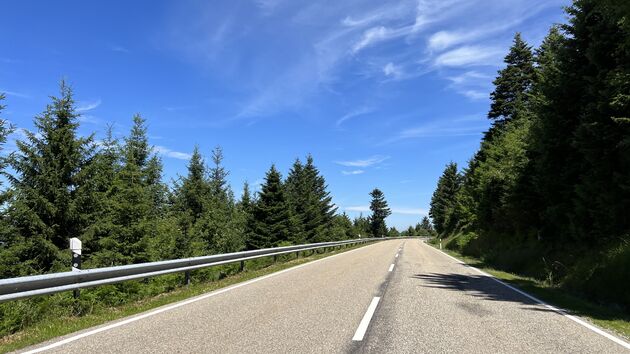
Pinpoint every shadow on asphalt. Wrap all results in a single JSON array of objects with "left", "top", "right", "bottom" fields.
[
  {"left": 412, "top": 272, "right": 544, "bottom": 307},
  {"left": 411, "top": 272, "right": 630, "bottom": 328}
]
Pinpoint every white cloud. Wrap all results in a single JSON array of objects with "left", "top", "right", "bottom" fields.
[
  {"left": 383, "top": 62, "right": 402, "bottom": 78},
  {"left": 391, "top": 207, "right": 427, "bottom": 215},
  {"left": 428, "top": 31, "right": 463, "bottom": 51},
  {"left": 446, "top": 71, "right": 493, "bottom": 100},
  {"left": 434, "top": 46, "right": 504, "bottom": 67},
  {"left": 352, "top": 26, "right": 391, "bottom": 53},
  {"left": 345, "top": 205, "right": 370, "bottom": 213},
  {"left": 76, "top": 99, "right": 102, "bottom": 112},
  {"left": 342, "top": 170, "right": 365, "bottom": 175},
  {"left": 384, "top": 115, "right": 488, "bottom": 144},
  {"left": 1, "top": 89, "right": 29, "bottom": 99},
  {"left": 154, "top": 145, "right": 192, "bottom": 160},
  {"left": 461, "top": 90, "right": 487, "bottom": 100},
  {"left": 337, "top": 106, "right": 373, "bottom": 126},
  {"left": 335, "top": 155, "right": 389, "bottom": 168}
]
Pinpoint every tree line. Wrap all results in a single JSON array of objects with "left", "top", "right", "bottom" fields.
[
  {"left": 0, "top": 86, "right": 402, "bottom": 278},
  {"left": 429, "top": 0, "right": 629, "bottom": 309}
]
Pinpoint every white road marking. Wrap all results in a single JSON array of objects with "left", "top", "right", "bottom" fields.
[
  {"left": 352, "top": 297, "right": 381, "bottom": 341},
  {"left": 423, "top": 241, "right": 630, "bottom": 350},
  {"left": 22, "top": 244, "right": 380, "bottom": 354},
  {"left": 388, "top": 264, "right": 395, "bottom": 272},
  {"left": 395, "top": 253, "right": 399, "bottom": 258}
]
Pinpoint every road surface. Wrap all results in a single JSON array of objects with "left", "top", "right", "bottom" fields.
[{"left": 18, "top": 239, "right": 629, "bottom": 353}]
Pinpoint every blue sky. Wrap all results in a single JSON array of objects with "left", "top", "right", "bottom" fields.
[{"left": 1, "top": 0, "right": 569, "bottom": 229}]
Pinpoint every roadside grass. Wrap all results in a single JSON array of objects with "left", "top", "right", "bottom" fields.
[
  {"left": 0, "top": 243, "right": 366, "bottom": 353},
  {"left": 427, "top": 242, "right": 630, "bottom": 341}
]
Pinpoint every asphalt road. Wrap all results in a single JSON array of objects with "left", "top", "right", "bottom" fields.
[{"left": 19, "top": 239, "right": 629, "bottom": 353}]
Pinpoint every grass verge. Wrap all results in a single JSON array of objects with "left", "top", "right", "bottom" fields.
[
  {"left": 0, "top": 243, "right": 367, "bottom": 353},
  {"left": 427, "top": 241, "right": 630, "bottom": 341}
]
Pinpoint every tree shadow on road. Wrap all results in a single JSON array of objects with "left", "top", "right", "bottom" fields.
[
  {"left": 411, "top": 272, "right": 630, "bottom": 338},
  {"left": 412, "top": 273, "right": 539, "bottom": 306}
]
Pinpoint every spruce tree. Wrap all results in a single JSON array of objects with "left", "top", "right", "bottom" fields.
[
  {"left": 284, "top": 158, "right": 307, "bottom": 243},
  {"left": 488, "top": 33, "right": 535, "bottom": 127},
  {"left": 249, "top": 165, "right": 292, "bottom": 249},
  {"left": 96, "top": 114, "right": 162, "bottom": 265},
  {"left": 429, "top": 163, "right": 460, "bottom": 235},
  {"left": 195, "top": 146, "right": 244, "bottom": 254},
  {"left": 368, "top": 188, "right": 391, "bottom": 237},
  {"left": 170, "top": 146, "right": 209, "bottom": 258},
  {"left": 7, "top": 81, "right": 94, "bottom": 272},
  {"left": 0, "top": 94, "right": 19, "bottom": 277},
  {"left": 301, "top": 155, "right": 337, "bottom": 242},
  {"left": 78, "top": 125, "right": 121, "bottom": 262}
]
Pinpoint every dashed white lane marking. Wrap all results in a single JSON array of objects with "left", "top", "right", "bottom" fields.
[
  {"left": 395, "top": 253, "right": 399, "bottom": 258},
  {"left": 352, "top": 297, "right": 381, "bottom": 341},
  {"left": 22, "top": 244, "right": 380, "bottom": 354},
  {"left": 423, "top": 241, "right": 630, "bottom": 350},
  {"left": 388, "top": 264, "right": 395, "bottom": 272}
]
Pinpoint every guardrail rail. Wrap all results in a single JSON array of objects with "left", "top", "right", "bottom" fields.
[{"left": 0, "top": 237, "right": 406, "bottom": 303}]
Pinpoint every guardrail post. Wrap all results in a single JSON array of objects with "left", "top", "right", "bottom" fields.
[
  {"left": 296, "top": 251, "right": 299, "bottom": 259},
  {"left": 239, "top": 260, "right": 245, "bottom": 272},
  {"left": 273, "top": 255, "right": 277, "bottom": 263},
  {"left": 69, "top": 238, "right": 82, "bottom": 299},
  {"left": 184, "top": 271, "right": 191, "bottom": 286}
]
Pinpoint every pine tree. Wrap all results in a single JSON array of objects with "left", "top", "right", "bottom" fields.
[
  {"left": 284, "top": 158, "right": 307, "bottom": 243},
  {"left": 330, "top": 213, "right": 354, "bottom": 240},
  {"left": 0, "top": 94, "right": 19, "bottom": 277},
  {"left": 429, "top": 163, "right": 460, "bottom": 235},
  {"left": 95, "top": 114, "right": 163, "bottom": 265},
  {"left": 368, "top": 188, "right": 391, "bottom": 237},
  {"left": 301, "top": 155, "right": 337, "bottom": 242},
  {"left": 195, "top": 146, "right": 244, "bottom": 254},
  {"left": 249, "top": 165, "right": 292, "bottom": 249},
  {"left": 78, "top": 125, "right": 121, "bottom": 262},
  {"left": 353, "top": 214, "right": 370, "bottom": 237},
  {"left": 7, "top": 81, "right": 94, "bottom": 272},
  {"left": 420, "top": 216, "right": 433, "bottom": 232},
  {"left": 170, "top": 146, "right": 208, "bottom": 258},
  {"left": 488, "top": 33, "right": 536, "bottom": 127}
]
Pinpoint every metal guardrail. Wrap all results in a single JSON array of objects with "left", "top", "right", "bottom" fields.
[{"left": 0, "top": 237, "right": 399, "bottom": 303}]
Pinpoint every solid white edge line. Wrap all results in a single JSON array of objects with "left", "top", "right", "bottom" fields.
[
  {"left": 352, "top": 297, "right": 381, "bottom": 341},
  {"left": 388, "top": 264, "right": 395, "bottom": 272},
  {"left": 22, "top": 243, "right": 381, "bottom": 354},
  {"left": 421, "top": 240, "right": 630, "bottom": 350}
]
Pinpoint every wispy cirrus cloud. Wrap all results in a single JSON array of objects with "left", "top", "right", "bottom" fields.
[
  {"left": 76, "top": 99, "right": 102, "bottom": 112},
  {"left": 337, "top": 106, "right": 373, "bottom": 126},
  {"left": 446, "top": 71, "right": 494, "bottom": 101},
  {"left": 385, "top": 114, "right": 488, "bottom": 144},
  {"left": 335, "top": 154, "right": 389, "bottom": 168},
  {"left": 154, "top": 145, "right": 192, "bottom": 160},
  {"left": 434, "top": 46, "right": 504, "bottom": 67},
  {"left": 1, "top": 89, "right": 30, "bottom": 99},
  {"left": 383, "top": 62, "right": 402, "bottom": 79},
  {"left": 343, "top": 205, "right": 427, "bottom": 215},
  {"left": 342, "top": 169, "right": 365, "bottom": 175}
]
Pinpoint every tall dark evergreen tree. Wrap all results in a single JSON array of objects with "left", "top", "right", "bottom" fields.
[
  {"left": 201, "top": 146, "right": 244, "bottom": 253},
  {"left": 7, "top": 81, "right": 94, "bottom": 272},
  {"left": 488, "top": 33, "right": 536, "bottom": 127},
  {"left": 301, "top": 155, "right": 337, "bottom": 242},
  {"left": 249, "top": 165, "right": 292, "bottom": 249},
  {"left": 96, "top": 114, "right": 162, "bottom": 265},
  {"left": 368, "top": 188, "right": 391, "bottom": 237},
  {"left": 429, "top": 163, "right": 460, "bottom": 235},
  {"left": 170, "top": 146, "right": 208, "bottom": 258}
]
